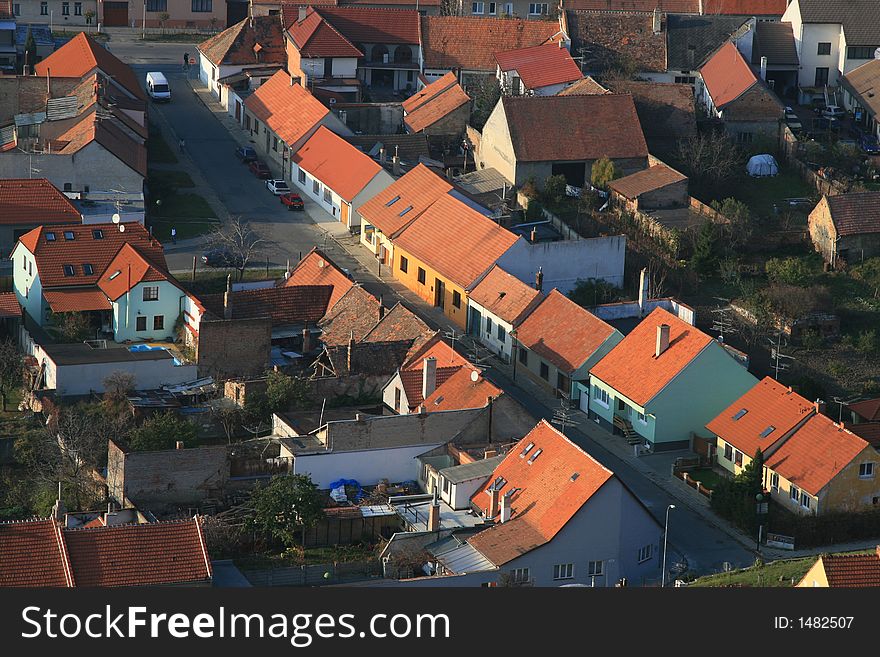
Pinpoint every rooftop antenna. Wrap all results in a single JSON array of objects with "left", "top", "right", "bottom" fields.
[
  {"left": 831, "top": 396, "right": 860, "bottom": 424},
  {"left": 711, "top": 297, "right": 735, "bottom": 342},
  {"left": 442, "top": 327, "right": 465, "bottom": 359},
  {"left": 550, "top": 392, "right": 579, "bottom": 435},
  {"left": 767, "top": 331, "right": 794, "bottom": 380}
]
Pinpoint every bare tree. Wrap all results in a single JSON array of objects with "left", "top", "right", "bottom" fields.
[
  {"left": 674, "top": 132, "right": 742, "bottom": 192},
  {"left": 103, "top": 371, "right": 135, "bottom": 403},
  {"left": 0, "top": 338, "right": 23, "bottom": 412},
  {"left": 208, "top": 216, "right": 266, "bottom": 281}
]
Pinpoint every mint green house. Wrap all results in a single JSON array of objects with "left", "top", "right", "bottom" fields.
[{"left": 587, "top": 307, "right": 758, "bottom": 452}]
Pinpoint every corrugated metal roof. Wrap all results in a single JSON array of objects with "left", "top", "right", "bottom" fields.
[
  {"left": 15, "top": 112, "right": 46, "bottom": 127},
  {"left": 46, "top": 96, "right": 80, "bottom": 122},
  {"left": 427, "top": 534, "right": 495, "bottom": 573},
  {"left": 441, "top": 455, "right": 504, "bottom": 485}
]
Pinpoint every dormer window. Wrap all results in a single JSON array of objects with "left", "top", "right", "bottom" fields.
[
  {"left": 92, "top": 229, "right": 104, "bottom": 239},
  {"left": 63, "top": 264, "right": 75, "bottom": 277},
  {"left": 64, "top": 231, "right": 75, "bottom": 240},
  {"left": 45, "top": 232, "right": 56, "bottom": 242}
]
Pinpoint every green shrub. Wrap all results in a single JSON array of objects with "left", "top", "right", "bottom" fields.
[{"left": 765, "top": 257, "right": 816, "bottom": 287}]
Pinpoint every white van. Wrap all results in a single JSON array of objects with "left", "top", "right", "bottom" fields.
[{"left": 146, "top": 72, "right": 171, "bottom": 102}]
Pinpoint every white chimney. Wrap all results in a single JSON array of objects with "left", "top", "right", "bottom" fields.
[
  {"left": 655, "top": 324, "right": 671, "bottom": 357},
  {"left": 652, "top": 7, "right": 661, "bottom": 35},
  {"left": 422, "top": 356, "right": 437, "bottom": 400},
  {"left": 392, "top": 153, "right": 401, "bottom": 176},
  {"left": 760, "top": 56, "right": 768, "bottom": 81},
  {"left": 638, "top": 267, "right": 649, "bottom": 315},
  {"left": 500, "top": 490, "right": 512, "bottom": 523}
]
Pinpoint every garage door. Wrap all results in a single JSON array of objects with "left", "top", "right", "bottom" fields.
[{"left": 103, "top": 2, "right": 129, "bottom": 27}]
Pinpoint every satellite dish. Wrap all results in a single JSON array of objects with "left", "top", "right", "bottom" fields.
[
  {"left": 118, "top": 224, "right": 125, "bottom": 233},
  {"left": 470, "top": 370, "right": 479, "bottom": 383},
  {"left": 112, "top": 213, "right": 120, "bottom": 224}
]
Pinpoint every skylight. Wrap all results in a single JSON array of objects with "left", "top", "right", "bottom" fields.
[
  {"left": 45, "top": 232, "right": 56, "bottom": 242},
  {"left": 92, "top": 229, "right": 104, "bottom": 239},
  {"left": 63, "top": 231, "right": 75, "bottom": 240},
  {"left": 385, "top": 195, "right": 401, "bottom": 207},
  {"left": 759, "top": 426, "right": 776, "bottom": 439},
  {"left": 732, "top": 409, "right": 748, "bottom": 421},
  {"left": 570, "top": 472, "right": 580, "bottom": 482},
  {"left": 492, "top": 476, "right": 507, "bottom": 491},
  {"left": 519, "top": 442, "right": 534, "bottom": 458},
  {"left": 527, "top": 448, "right": 543, "bottom": 464},
  {"left": 108, "top": 270, "right": 121, "bottom": 280},
  {"left": 398, "top": 206, "right": 414, "bottom": 217},
  {"left": 82, "top": 264, "right": 94, "bottom": 276},
  {"left": 62, "top": 264, "right": 75, "bottom": 277}
]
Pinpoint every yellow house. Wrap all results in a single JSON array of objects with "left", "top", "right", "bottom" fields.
[
  {"left": 797, "top": 548, "right": 880, "bottom": 587},
  {"left": 708, "top": 377, "right": 880, "bottom": 516}
]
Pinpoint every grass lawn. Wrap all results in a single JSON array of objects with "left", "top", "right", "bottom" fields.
[
  {"left": 180, "top": 268, "right": 288, "bottom": 295},
  {"left": 688, "top": 468, "right": 724, "bottom": 491},
  {"left": 149, "top": 217, "right": 218, "bottom": 241},
  {"left": 148, "top": 169, "right": 195, "bottom": 192},
  {"left": 153, "top": 193, "right": 217, "bottom": 220},
  {"left": 688, "top": 556, "right": 816, "bottom": 587},
  {"left": 140, "top": 33, "right": 210, "bottom": 43},
  {"left": 730, "top": 168, "right": 815, "bottom": 219},
  {"left": 148, "top": 124, "right": 179, "bottom": 164}
]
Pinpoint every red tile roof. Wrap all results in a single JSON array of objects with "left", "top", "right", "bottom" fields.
[
  {"left": 361, "top": 301, "right": 434, "bottom": 357},
  {"left": 766, "top": 414, "right": 869, "bottom": 496},
  {"left": 516, "top": 289, "right": 618, "bottom": 373},
  {"left": 244, "top": 70, "right": 330, "bottom": 148},
  {"left": 35, "top": 33, "right": 145, "bottom": 101},
  {"left": 98, "top": 243, "right": 177, "bottom": 302},
  {"left": 44, "top": 288, "right": 112, "bottom": 312},
  {"left": 285, "top": 247, "right": 355, "bottom": 309},
  {"left": 849, "top": 398, "right": 880, "bottom": 423},
  {"left": 16, "top": 222, "right": 165, "bottom": 289},
  {"left": 468, "top": 420, "right": 615, "bottom": 565},
  {"left": 357, "top": 163, "right": 452, "bottom": 237},
  {"left": 702, "top": 0, "right": 788, "bottom": 15},
  {"left": 400, "top": 365, "right": 460, "bottom": 408},
  {"left": 825, "top": 192, "right": 880, "bottom": 237},
  {"left": 421, "top": 16, "right": 563, "bottom": 72},
  {"left": 564, "top": 0, "right": 698, "bottom": 10},
  {"left": 402, "top": 333, "right": 470, "bottom": 371},
  {"left": 318, "top": 285, "right": 381, "bottom": 346},
  {"left": 558, "top": 76, "right": 610, "bottom": 95},
  {"left": 707, "top": 376, "right": 816, "bottom": 458},
  {"left": 590, "top": 307, "right": 713, "bottom": 406},
  {"left": 63, "top": 518, "right": 212, "bottom": 587},
  {"left": 198, "top": 16, "right": 286, "bottom": 67},
  {"left": 501, "top": 94, "right": 648, "bottom": 162},
  {"left": 700, "top": 41, "right": 757, "bottom": 108},
  {"left": 293, "top": 126, "right": 384, "bottom": 202},
  {"left": 0, "top": 292, "right": 21, "bottom": 318},
  {"left": 806, "top": 550, "right": 880, "bottom": 587},
  {"left": 0, "top": 178, "right": 81, "bottom": 226},
  {"left": 393, "top": 193, "right": 519, "bottom": 288},
  {"left": 202, "top": 285, "right": 334, "bottom": 324},
  {"left": 286, "top": 7, "right": 363, "bottom": 57},
  {"left": 495, "top": 43, "right": 584, "bottom": 91},
  {"left": 51, "top": 109, "right": 148, "bottom": 178},
  {"left": 317, "top": 6, "right": 421, "bottom": 44},
  {"left": 0, "top": 519, "right": 73, "bottom": 587},
  {"left": 402, "top": 72, "right": 471, "bottom": 133},
  {"left": 423, "top": 366, "right": 502, "bottom": 412},
  {"left": 608, "top": 162, "right": 687, "bottom": 200},
  {"left": 468, "top": 264, "right": 542, "bottom": 326},
  {"left": 847, "top": 422, "right": 880, "bottom": 447}
]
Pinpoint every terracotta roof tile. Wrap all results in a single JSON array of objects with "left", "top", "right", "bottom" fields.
[
  {"left": 706, "top": 376, "right": 816, "bottom": 458},
  {"left": 849, "top": 398, "right": 880, "bottom": 423},
  {"left": 766, "top": 414, "right": 869, "bottom": 496},
  {"left": 403, "top": 73, "right": 471, "bottom": 133},
  {"left": 751, "top": 20, "right": 799, "bottom": 66},
  {"left": 98, "top": 243, "right": 177, "bottom": 302},
  {"left": 468, "top": 420, "right": 614, "bottom": 565},
  {"left": 845, "top": 422, "right": 880, "bottom": 447},
  {"left": 566, "top": 10, "right": 667, "bottom": 74},
  {"left": 590, "top": 307, "right": 713, "bottom": 406},
  {"left": 421, "top": 16, "right": 562, "bottom": 72},
  {"left": 317, "top": 6, "right": 421, "bottom": 44},
  {"left": 285, "top": 247, "right": 355, "bottom": 309},
  {"left": 15, "top": 222, "right": 165, "bottom": 289},
  {"left": 361, "top": 301, "right": 434, "bottom": 358},
  {"left": 809, "top": 551, "right": 880, "bottom": 587},
  {"left": 502, "top": 94, "right": 647, "bottom": 162},
  {"left": 495, "top": 43, "right": 583, "bottom": 91},
  {"left": 557, "top": 75, "right": 609, "bottom": 95},
  {"left": 244, "top": 70, "right": 330, "bottom": 147},
  {"left": 608, "top": 162, "right": 687, "bottom": 199},
  {"left": 53, "top": 110, "right": 147, "bottom": 178},
  {"left": 468, "top": 265, "right": 542, "bottom": 326},
  {"left": 0, "top": 178, "right": 81, "bottom": 226},
  {"left": 202, "top": 285, "right": 333, "bottom": 325},
  {"left": 602, "top": 80, "right": 697, "bottom": 147},
  {"left": 400, "top": 365, "right": 460, "bottom": 408},
  {"left": 564, "top": 0, "right": 697, "bottom": 10},
  {"left": 0, "top": 519, "right": 72, "bottom": 587},
  {"left": 318, "top": 285, "right": 381, "bottom": 346},
  {"left": 286, "top": 7, "right": 363, "bottom": 57},
  {"left": 700, "top": 40, "right": 757, "bottom": 108},
  {"left": 44, "top": 288, "right": 112, "bottom": 312},
  {"left": 702, "top": 0, "right": 788, "bottom": 15},
  {"left": 35, "top": 33, "right": 144, "bottom": 101},
  {"left": 843, "top": 60, "right": 880, "bottom": 118},
  {"left": 402, "top": 333, "right": 470, "bottom": 371},
  {"left": 516, "top": 289, "right": 618, "bottom": 372},
  {"left": 198, "top": 16, "right": 286, "bottom": 67},
  {"left": 357, "top": 163, "right": 452, "bottom": 237},
  {"left": 825, "top": 192, "right": 880, "bottom": 237},
  {"left": 0, "top": 291, "right": 21, "bottom": 318},
  {"left": 63, "top": 518, "right": 211, "bottom": 587},
  {"left": 292, "top": 126, "right": 383, "bottom": 201},
  {"left": 423, "top": 367, "right": 502, "bottom": 412}
]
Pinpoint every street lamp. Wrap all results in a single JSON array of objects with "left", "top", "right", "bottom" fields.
[
  {"left": 661, "top": 504, "right": 675, "bottom": 587},
  {"left": 510, "top": 329, "right": 518, "bottom": 381},
  {"left": 756, "top": 493, "right": 768, "bottom": 552}
]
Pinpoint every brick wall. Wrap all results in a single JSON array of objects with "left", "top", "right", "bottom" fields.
[{"left": 198, "top": 317, "right": 272, "bottom": 379}]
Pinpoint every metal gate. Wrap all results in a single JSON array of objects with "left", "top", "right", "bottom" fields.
[{"left": 102, "top": 1, "right": 129, "bottom": 27}]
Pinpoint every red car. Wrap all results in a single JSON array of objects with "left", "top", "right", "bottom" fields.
[
  {"left": 280, "top": 193, "right": 304, "bottom": 211},
  {"left": 248, "top": 160, "right": 271, "bottom": 179}
]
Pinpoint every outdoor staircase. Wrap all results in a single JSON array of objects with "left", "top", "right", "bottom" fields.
[{"left": 613, "top": 415, "right": 642, "bottom": 445}]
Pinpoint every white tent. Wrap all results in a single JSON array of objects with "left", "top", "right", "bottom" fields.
[{"left": 746, "top": 154, "right": 779, "bottom": 177}]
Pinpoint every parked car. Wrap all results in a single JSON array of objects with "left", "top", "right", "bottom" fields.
[
  {"left": 860, "top": 133, "right": 880, "bottom": 155},
  {"left": 786, "top": 118, "right": 803, "bottom": 133},
  {"left": 280, "top": 192, "right": 305, "bottom": 210},
  {"left": 266, "top": 179, "right": 291, "bottom": 195},
  {"left": 201, "top": 248, "right": 244, "bottom": 269},
  {"left": 235, "top": 145, "right": 257, "bottom": 163},
  {"left": 248, "top": 160, "right": 271, "bottom": 179},
  {"left": 822, "top": 105, "right": 846, "bottom": 119}
]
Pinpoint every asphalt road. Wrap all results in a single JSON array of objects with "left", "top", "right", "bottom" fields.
[{"left": 112, "top": 39, "right": 756, "bottom": 579}]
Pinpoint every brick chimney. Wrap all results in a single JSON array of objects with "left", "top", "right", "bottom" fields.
[
  {"left": 428, "top": 489, "right": 441, "bottom": 531},
  {"left": 655, "top": 324, "right": 670, "bottom": 357},
  {"left": 422, "top": 356, "right": 437, "bottom": 400},
  {"left": 487, "top": 484, "right": 500, "bottom": 519},
  {"left": 535, "top": 267, "right": 543, "bottom": 292}
]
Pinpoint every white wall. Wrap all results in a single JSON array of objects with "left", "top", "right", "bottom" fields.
[
  {"left": 467, "top": 299, "right": 515, "bottom": 361},
  {"left": 293, "top": 444, "right": 442, "bottom": 489},
  {"left": 445, "top": 476, "right": 487, "bottom": 510},
  {"left": 11, "top": 244, "right": 45, "bottom": 325},
  {"left": 797, "top": 23, "right": 843, "bottom": 90},
  {"left": 350, "top": 169, "right": 395, "bottom": 229}
]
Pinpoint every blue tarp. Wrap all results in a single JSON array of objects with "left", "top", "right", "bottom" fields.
[{"left": 328, "top": 479, "right": 366, "bottom": 502}]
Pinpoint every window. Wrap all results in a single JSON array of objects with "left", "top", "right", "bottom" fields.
[
  {"left": 298, "top": 169, "right": 306, "bottom": 184},
  {"left": 63, "top": 264, "right": 75, "bottom": 277},
  {"left": 637, "top": 411, "right": 647, "bottom": 424},
  {"left": 245, "top": 115, "right": 251, "bottom": 131},
  {"left": 385, "top": 195, "right": 400, "bottom": 207},
  {"left": 64, "top": 231, "right": 75, "bottom": 240},
  {"left": 40, "top": 2, "right": 47, "bottom": 14},
  {"left": 817, "top": 42, "right": 831, "bottom": 56},
  {"left": 143, "top": 286, "right": 159, "bottom": 301},
  {"left": 82, "top": 264, "right": 93, "bottom": 276},
  {"left": 272, "top": 136, "right": 278, "bottom": 152},
  {"left": 790, "top": 485, "right": 799, "bottom": 502},
  {"left": 394, "top": 387, "right": 401, "bottom": 412},
  {"left": 503, "top": 2, "right": 512, "bottom": 13},
  {"left": 759, "top": 426, "right": 775, "bottom": 439},
  {"left": 471, "top": 1, "right": 484, "bottom": 13},
  {"left": 496, "top": 324, "right": 505, "bottom": 342},
  {"left": 587, "top": 560, "right": 603, "bottom": 576},
  {"left": 736, "top": 131, "right": 753, "bottom": 145},
  {"left": 399, "top": 255, "right": 408, "bottom": 273},
  {"left": 74, "top": 1, "right": 82, "bottom": 14},
  {"left": 442, "top": 477, "right": 451, "bottom": 495},
  {"left": 485, "top": 316, "right": 493, "bottom": 334},
  {"left": 136, "top": 316, "right": 147, "bottom": 332},
  {"left": 253, "top": 119, "right": 259, "bottom": 134},
  {"left": 92, "top": 229, "right": 104, "bottom": 239},
  {"left": 674, "top": 75, "right": 696, "bottom": 84},
  {"left": 452, "top": 290, "right": 461, "bottom": 309},
  {"left": 593, "top": 386, "right": 610, "bottom": 408},
  {"left": 62, "top": 2, "right": 69, "bottom": 14},
  {"left": 510, "top": 568, "right": 530, "bottom": 584},
  {"left": 13, "top": 3, "right": 19, "bottom": 15},
  {"left": 771, "top": 472, "right": 779, "bottom": 492},
  {"left": 732, "top": 408, "right": 748, "bottom": 421},
  {"left": 109, "top": 271, "right": 121, "bottom": 280},
  {"left": 323, "top": 188, "right": 332, "bottom": 204},
  {"left": 723, "top": 443, "right": 733, "bottom": 461},
  {"left": 488, "top": 1, "right": 496, "bottom": 13},
  {"left": 528, "top": 2, "right": 548, "bottom": 14},
  {"left": 801, "top": 492, "right": 811, "bottom": 510},
  {"left": 518, "top": 347, "right": 527, "bottom": 366},
  {"left": 313, "top": 179, "right": 320, "bottom": 195},
  {"left": 46, "top": 232, "right": 56, "bottom": 242},
  {"left": 848, "top": 46, "right": 876, "bottom": 60},
  {"left": 20, "top": 255, "right": 24, "bottom": 270},
  {"left": 191, "top": 0, "right": 212, "bottom": 11},
  {"left": 637, "top": 544, "right": 653, "bottom": 563},
  {"left": 63, "top": 182, "right": 72, "bottom": 192},
  {"left": 154, "top": 315, "right": 164, "bottom": 331},
  {"left": 553, "top": 564, "right": 574, "bottom": 580},
  {"left": 815, "top": 67, "right": 829, "bottom": 87},
  {"left": 734, "top": 450, "right": 743, "bottom": 467},
  {"left": 527, "top": 448, "right": 542, "bottom": 464},
  {"left": 540, "top": 362, "right": 549, "bottom": 380},
  {"left": 860, "top": 462, "right": 875, "bottom": 479},
  {"left": 417, "top": 267, "right": 426, "bottom": 285},
  {"left": 28, "top": 260, "right": 32, "bottom": 276}
]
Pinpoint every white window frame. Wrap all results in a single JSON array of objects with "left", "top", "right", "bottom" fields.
[
  {"left": 801, "top": 492, "right": 811, "bottom": 510},
  {"left": 637, "top": 544, "right": 653, "bottom": 563},
  {"left": 471, "top": 1, "right": 484, "bottom": 13},
  {"left": 790, "top": 485, "right": 799, "bottom": 502},
  {"left": 587, "top": 560, "right": 603, "bottom": 576},
  {"left": 723, "top": 442, "right": 733, "bottom": 461},
  {"left": 770, "top": 472, "right": 779, "bottom": 492},
  {"left": 528, "top": 2, "right": 548, "bottom": 14},
  {"left": 503, "top": 1, "right": 512, "bottom": 13},
  {"left": 860, "top": 462, "right": 875, "bottom": 479},
  {"left": 593, "top": 386, "right": 610, "bottom": 409},
  {"left": 637, "top": 410, "right": 647, "bottom": 425},
  {"left": 488, "top": 1, "right": 496, "bottom": 14},
  {"left": 553, "top": 563, "right": 574, "bottom": 580},
  {"left": 511, "top": 567, "right": 530, "bottom": 584}
]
